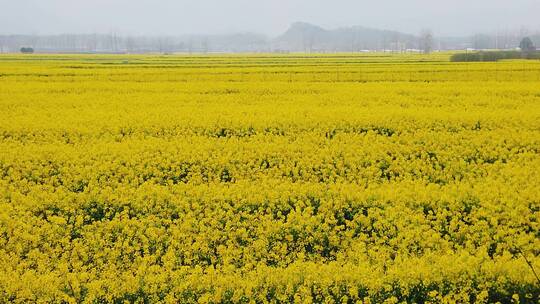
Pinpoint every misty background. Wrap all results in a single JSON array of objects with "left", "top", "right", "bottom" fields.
[{"left": 1, "top": 0, "right": 539, "bottom": 53}]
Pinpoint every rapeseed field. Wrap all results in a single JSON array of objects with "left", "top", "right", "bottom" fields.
[{"left": 0, "top": 53, "right": 539, "bottom": 303}]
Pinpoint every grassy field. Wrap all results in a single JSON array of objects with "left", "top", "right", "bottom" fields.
[{"left": 0, "top": 53, "right": 539, "bottom": 303}]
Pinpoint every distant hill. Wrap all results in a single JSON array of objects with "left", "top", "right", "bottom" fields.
[{"left": 273, "top": 22, "right": 419, "bottom": 52}]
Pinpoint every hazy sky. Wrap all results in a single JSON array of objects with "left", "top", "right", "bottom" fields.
[{"left": 1, "top": 0, "right": 540, "bottom": 36}]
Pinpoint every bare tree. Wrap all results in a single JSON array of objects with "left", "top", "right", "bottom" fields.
[
  {"left": 126, "top": 36, "right": 136, "bottom": 53},
  {"left": 202, "top": 38, "right": 208, "bottom": 54},
  {"left": 108, "top": 31, "right": 119, "bottom": 52},
  {"left": 187, "top": 37, "right": 193, "bottom": 54},
  {"left": 87, "top": 34, "right": 98, "bottom": 52},
  {"left": 158, "top": 37, "right": 165, "bottom": 53},
  {"left": 420, "top": 29, "right": 434, "bottom": 54}
]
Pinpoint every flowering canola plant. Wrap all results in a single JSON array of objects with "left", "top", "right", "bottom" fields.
[{"left": 0, "top": 53, "right": 539, "bottom": 303}]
